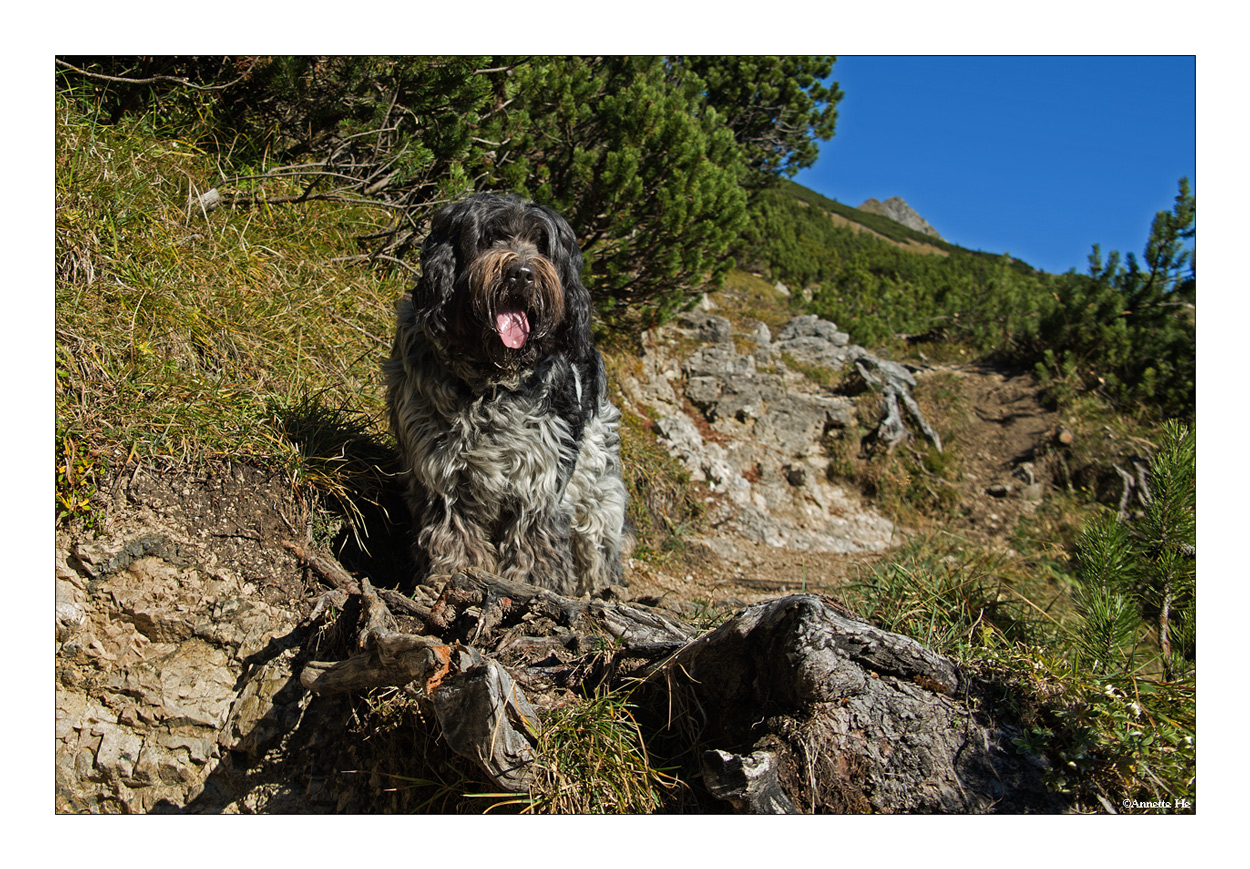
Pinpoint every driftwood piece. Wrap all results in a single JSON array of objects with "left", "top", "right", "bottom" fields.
[
  {"left": 300, "top": 631, "right": 455, "bottom": 696},
  {"left": 430, "top": 659, "right": 543, "bottom": 792},
  {"left": 301, "top": 577, "right": 459, "bottom": 695},
  {"left": 292, "top": 569, "right": 556, "bottom": 791},
  {"left": 661, "top": 592, "right": 960, "bottom": 703},
  {"left": 296, "top": 568, "right": 697, "bottom": 795}
]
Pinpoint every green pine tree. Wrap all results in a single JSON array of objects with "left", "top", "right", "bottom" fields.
[
  {"left": 1071, "top": 514, "right": 1142, "bottom": 674},
  {"left": 1071, "top": 420, "right": 1195, "bottom": 679},
  {"left": 1037, "top": 179, "right": 1195, "bottom": 420},
  {"left": 673, "top": 56, "right": 842, "bottom": 187},
  {"left": 486, "top": 56, "right": 749, "bottom": 322},
  {"left": 1136, "top": 419, "right": 1196, "bottom": 679}
]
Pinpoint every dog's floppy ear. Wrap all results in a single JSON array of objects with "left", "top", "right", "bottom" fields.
[
  {"left": 411, "top": 200, "right": 472, "bottom": 335},
  {"left": 546, "top": 208, "right": 594, "bottom": 360}
]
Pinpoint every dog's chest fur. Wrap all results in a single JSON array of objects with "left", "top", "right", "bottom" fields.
[{"left": 388, "top": 305, "right": 591, "bottom": 524}]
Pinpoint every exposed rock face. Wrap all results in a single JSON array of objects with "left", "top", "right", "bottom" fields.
[
  {"left": 618, "top": 311, "right": 939, "bottom": 560},
  {"left": 55, "top": 466, "right": 381, "bottom": 813},
  {"left": 859, "top": 196, "right": 944, "bottom": 241}
]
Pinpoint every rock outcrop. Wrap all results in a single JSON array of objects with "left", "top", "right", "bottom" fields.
[
  {"left": 617, "top": 310, "right": 941, "bottom": 561},
  {"left": 55, "top": 466, "right": 369, "bottom": 813},
  {"left": 858, "top": 196, "right": 944, "bottom": 241}
]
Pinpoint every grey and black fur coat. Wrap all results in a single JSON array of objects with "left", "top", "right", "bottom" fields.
[{"left": 385, "top": 194, "right": 628, "bottom": 595}]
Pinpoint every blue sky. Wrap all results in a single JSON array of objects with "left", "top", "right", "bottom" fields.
[{"left": 792, "top": 56, "right": 1196, "bottom": 276}]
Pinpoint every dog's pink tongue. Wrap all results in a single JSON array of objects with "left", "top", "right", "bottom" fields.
[{"left": 496, "top": 309, "right": 530, "bottom": 349}]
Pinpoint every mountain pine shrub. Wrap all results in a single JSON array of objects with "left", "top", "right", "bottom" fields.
[
  {"left": 1070, "top": 420, "right": 1195, "bottom": 679},
  {"left": 1036, "top": 180, "right": 1194, "bottom": 421}
]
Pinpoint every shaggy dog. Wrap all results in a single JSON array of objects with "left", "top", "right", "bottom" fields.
[{"left": 385, "top": 193, "right": 628, "bottom": 595}]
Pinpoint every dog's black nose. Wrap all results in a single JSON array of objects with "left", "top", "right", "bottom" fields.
[{"left": 506, "top": 264, "right": 534, "bottom": 289}]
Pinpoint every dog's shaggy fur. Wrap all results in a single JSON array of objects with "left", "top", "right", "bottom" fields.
[{"left": 385, "top": 193, "right": 628, "bottom": 595}]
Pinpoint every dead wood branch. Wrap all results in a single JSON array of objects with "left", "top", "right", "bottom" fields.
[
  {"left": 281, "top": 539, "right": 359, "bottom": 591},
  {"left": 300, "top": 578, "right": 459, "bottom": 696},
  {"left": 55, "top": 58, "right": 246, "bottom": 91},
  {"left": 424, "top": 568, "right": 695, "bottom": 649},
  {"left": 855, "top": 356, "right": 943, "bottom": 452}
]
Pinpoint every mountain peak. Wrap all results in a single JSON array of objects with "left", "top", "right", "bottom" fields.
[{"left": 858, "top": 196, "right": 944, "bottom": 241}]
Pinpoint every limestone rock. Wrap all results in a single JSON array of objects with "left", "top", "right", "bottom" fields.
[
  {"left": 858, "top": 196, "right": 945, "bottom": 241},
  {"left": 55, "top": 466, "right": 316, "bottom": 813},
  {"left": 632, "top": 313, "right": 903, "bottom": 559}
]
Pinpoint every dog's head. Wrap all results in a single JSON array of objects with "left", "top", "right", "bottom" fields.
[{"left": 411, "top": 193, "right": 593, "bottom": 376}]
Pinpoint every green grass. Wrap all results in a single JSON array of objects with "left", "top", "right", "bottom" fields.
[
  {"left": 716, "top": 268, "right": 802, "bottom": 331},
  {"left": 55, "top": 89, "right": 405, "bottom": 523},
  {"left": 616, "top": 407, "right": 707, "bottom": 563},
  {"left": 843, "top": 532, "right": 1046, "bottom": 661},
  {"left": 523, "top": 685, "right": 679, "bottom": 813}
]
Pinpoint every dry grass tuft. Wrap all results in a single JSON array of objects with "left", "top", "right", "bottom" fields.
[{"left": 523, "top": 686, "right": 680, "bottom": 814}]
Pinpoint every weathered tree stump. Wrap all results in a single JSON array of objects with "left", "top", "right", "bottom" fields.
[
  {"left": 297, "top": 569, "right": 1064, "bottom": 813},
  {"left": 652, "top": 593, "right": 1063, "bottom": 813}
]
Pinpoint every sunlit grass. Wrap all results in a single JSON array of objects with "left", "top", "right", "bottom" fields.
[
  {"left": 55, "top": 90, "right": 406, "bottom": 521},
  {"left": 523, "top": 685, "right": 679, "bottom": 814}
]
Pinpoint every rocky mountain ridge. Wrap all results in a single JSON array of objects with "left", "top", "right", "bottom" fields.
[{"left": 858, "top": 195, "right": 945, "bottom": 241}]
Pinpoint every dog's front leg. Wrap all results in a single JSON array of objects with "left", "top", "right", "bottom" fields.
[
  {"left": 414, "top": 497, "right": 500, "bottom": 581},
  {"left": 495, "top": 505, "right": 578, "bottom": 595}
]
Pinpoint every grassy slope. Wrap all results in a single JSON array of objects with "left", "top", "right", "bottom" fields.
[
  {"left": 54, "top": 90, "right": 701, "bottom": 555},
  {"left": 56, "top": 92, "right": 408, "bottom": 524}
]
